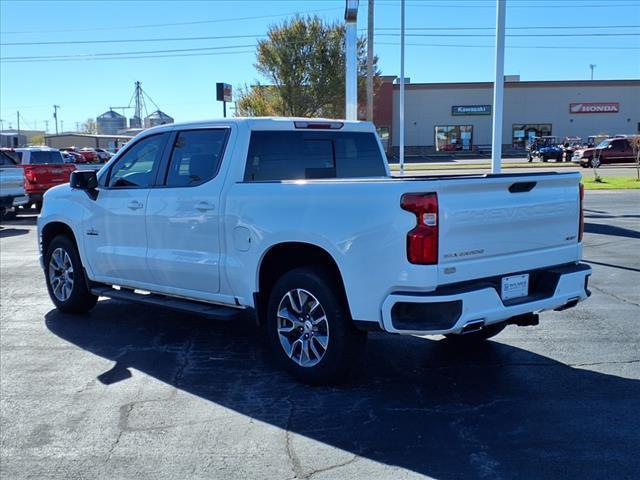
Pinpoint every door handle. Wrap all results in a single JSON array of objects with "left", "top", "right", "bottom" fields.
[
  {"left": 127, "top": 200, "right": 144, "bottom": 210},
  {"left": 196, "top": 202, "right": 215, "bottom": 212}
]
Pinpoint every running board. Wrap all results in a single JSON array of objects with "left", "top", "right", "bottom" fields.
[{"left": 91, "top": 286, "right": 243, "bottom": 321}]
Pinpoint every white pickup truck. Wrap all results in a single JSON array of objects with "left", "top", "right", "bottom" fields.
[
  {"left": 0, "top": 149, "right": 28, "bottom": 218},
  {"left": 38, "top": 118, "right": 591, "bottom": 383}
]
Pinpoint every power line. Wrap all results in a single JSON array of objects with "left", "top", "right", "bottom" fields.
[
  {"left": 3, "top": 30, "right": 639, "bottom": 48},
  {"left": 377, "top": 32, "right": 640, "bottom": 37},
  {"left": 1, "top": 50, "right": 256, "bottom": 64},
  {"left": 0, "top": 8, "right": 342, "bottom": 35},
  {"left": 377, "top": 41, "right": 640, "bottom": 50},
  {"left": 369, "top": 25, "right": 640, "bottom": 30},
  {"left": 377, "top": 1, "right": 640, "bottom": 8},
  {"left": 1, "top": 44, "right": 256, "bottom": 61},
  {"left": 1, "top": 34, "right": 265, "bottom": 47}
]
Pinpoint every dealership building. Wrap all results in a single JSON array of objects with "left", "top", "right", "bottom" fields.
[{"left": 373, "top": 77, "right": 640, "bottom": 155}]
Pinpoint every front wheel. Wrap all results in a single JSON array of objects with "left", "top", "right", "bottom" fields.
[
  {"left": 541, "top": 155, "right": 548, "bottom": 163},
  {"left": 266, "top": 267, "right": 366, "bottom": 384},
  {"left": 45, "top": 235, "right": 97, "bottom": 314},
  {"left": 444, "top": 322, "right": 507, "bottom": 344}
]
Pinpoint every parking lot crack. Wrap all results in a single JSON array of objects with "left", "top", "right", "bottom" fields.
[
  {"left": 284, "top": 398, "right": 305, "bottom": 479},
  {"left": 173, "top": 337, "right": 194, "bottom": 388},
  {"left": 306, "top": 455, "right": 359, "bottom": 479},
  {"left": 589, "top": 284, "right": 640, "bottom": 308},
  {"left": 105, "top": 402, "right": 134, "bottom": 463}
]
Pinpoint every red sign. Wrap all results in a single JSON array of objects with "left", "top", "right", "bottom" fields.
[{"left": 569, "top": 102, "right": 619, "bottom": 114}]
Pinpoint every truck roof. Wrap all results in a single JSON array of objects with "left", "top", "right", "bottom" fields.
[{"left": 143, "top": 117, "right": 375, "bottom": 135}]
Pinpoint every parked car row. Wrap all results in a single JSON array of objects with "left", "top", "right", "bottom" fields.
[
  {"left": 60, "top": 147, "right": 113, "bottom": 164},
  {"left": 526, "top": 134, "right": 637, "bottom": 166},
  {"left": 0, "top": 147, "right": 76, "bottom": 214}
]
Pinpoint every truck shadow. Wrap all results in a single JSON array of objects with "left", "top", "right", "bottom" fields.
[{"left": 45, "top": 302, "right": 640, "bottom": 479}]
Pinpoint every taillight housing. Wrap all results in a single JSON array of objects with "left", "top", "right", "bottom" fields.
[
  {"left": 401, "top": 192, "right": 439, "bottom": 264},
  {"left": 25, "top": 169, "right": 37, "bottom": 184},
  {"left": 578, "top": 183, "right": 584, "bottom": 242}
]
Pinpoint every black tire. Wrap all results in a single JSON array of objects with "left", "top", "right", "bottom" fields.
[
  {"left": 541, "top": 155, "right": 548, "bottom": 163},
  {"left": 44, "top": 234, "right": 97, "bottom": 314},
  {"left": 266, "top": 267, "right": 366, "bottom": 385},
  {"left": 33, "top": 201, "right": 43, "bottom": 212},
  {"left": 444, "top": 322, "right": 507, "bottom": 344}
]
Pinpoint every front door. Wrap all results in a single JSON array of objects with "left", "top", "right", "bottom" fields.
[
  {"left": 145, "top": 127, "right": 231, "bottom": 295},
  {"left": 83, "top": 133, "right": 169, "bottom": 285}
]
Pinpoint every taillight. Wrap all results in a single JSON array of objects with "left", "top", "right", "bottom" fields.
[
  {"left": 578, "top": 183, "right": 584, "bottom": 242},
  {"left": 25, "top": 170, "right": 37, "bottom": 184},
  {"left": 401, "top": 192, "right": 438, "bottom": 264}
]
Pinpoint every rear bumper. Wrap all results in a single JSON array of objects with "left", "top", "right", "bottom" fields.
[{"left": 381, "top": 263, "right": 591, "bottom": 335}]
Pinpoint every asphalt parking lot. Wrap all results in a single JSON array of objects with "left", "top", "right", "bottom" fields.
[{"left": 1, "top": 190, "right": 639, "bottom": 480}]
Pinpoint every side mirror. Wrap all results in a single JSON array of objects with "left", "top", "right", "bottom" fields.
[{"left": 70, "top": 170, "right": 98, "bottom": 200}]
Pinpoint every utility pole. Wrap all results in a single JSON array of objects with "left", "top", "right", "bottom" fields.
[
  {"left": 0, "top": 119, "right": 3, "bottom": 133},
  {"left": 44, "top": 120, "right": 49, "bottom": 133},
  {"left": 366, "top": 0, "right": 374, "bottom": 122},
  {"left": 17, "top": 111, "right": 20, "bottom": 135},
  {"left": 344, "top": 0, "right": 359, "bottom": 120},
  {"left": 61, "top": 120, "right": 64, "bottom": 133},
  {"left": 53, "top": 105, "right": 60, "bottom": 135},
  {"left": 399, "top": 0, "right": 405, "bottom": 175},
  {"left": 76, "top": 122, "right": 80, "bottom": 132},
  {"left": 589, "top": 64, "right": 596, "bottom": 80},
  {"left": 490, "top": 0, "right": 506, "bottom": 174}
]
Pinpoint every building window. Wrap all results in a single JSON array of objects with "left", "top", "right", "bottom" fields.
[
  {"left": 434, "top": 125, "right": 473, "bottom": 152},
  {"left": 512, "top": 124, "right": 552, "bottom": 149}
]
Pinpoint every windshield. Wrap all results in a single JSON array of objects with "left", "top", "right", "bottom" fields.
[
  {"left": 596, "top": 140, "right": 610, "bottom": 149},
  {"left": 28, "top": 151, "right": 64, "bottom": 164},
  {"left": 0, "top": 150, "right": 19, "bottom": 165}
]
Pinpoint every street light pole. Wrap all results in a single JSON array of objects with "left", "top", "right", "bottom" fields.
[
  {"left": 366, "top": 0, "right": 374, "bottom": 122},
  {"left": 399, "top": 0, "right": 405, "bottom": 175},
  {"left": 345, "top": 0, "right": 359, "bottom": 121},
  {"left": 490, "top": 0, "right": 506, "bottom": 174},
  {"left": 589, "top": 64, "right": 596, "bottom": 80}
]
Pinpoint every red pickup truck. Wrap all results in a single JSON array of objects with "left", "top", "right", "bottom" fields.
[
  {"left": 14, "top": 148, "right": 76, "bottom": 210},
  {"left": 572, "top": 137, "right": 636, "bottom": 167}
]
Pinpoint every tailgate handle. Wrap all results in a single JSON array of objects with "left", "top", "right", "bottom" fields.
[{"left": 509, "top": 182, "right": 537, "bottom": 193}]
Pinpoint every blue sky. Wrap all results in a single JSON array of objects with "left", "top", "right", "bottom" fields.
[{"left": 1, "top": 0, "right": 639, "bottom": 132}]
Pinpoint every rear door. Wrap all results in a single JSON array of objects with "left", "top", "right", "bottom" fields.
[
  {"left": 83, "top": 133, "right": 169, "bottom": 285},
  {"left": 145, "top": 127, "right": 231, "bottom": 294}
]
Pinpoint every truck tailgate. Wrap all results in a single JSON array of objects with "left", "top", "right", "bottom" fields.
[
  {"left": 436, "top": 172, "right": 582, "bottom": 284},
  {"left": 0, "top": 166, "right": 25, "bottom": 197},
  {"left": 23, "top": 164, "right": 76, "bottom": 191}
]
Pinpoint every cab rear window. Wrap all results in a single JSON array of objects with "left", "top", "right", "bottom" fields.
[
  {"left": 244, "top": 131, "right": 386, "bottom": 181},
  {"left": 28, "top": 151, "right": 64, "bottom": 164}
]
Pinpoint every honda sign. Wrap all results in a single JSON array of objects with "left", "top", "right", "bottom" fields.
[{"left": 569, "top": 102, "right": 619, "bottom": 114}]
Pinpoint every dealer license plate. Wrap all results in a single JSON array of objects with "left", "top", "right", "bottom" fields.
[{"left": 501, "top": 274, "right": 529, "bottom": 301}]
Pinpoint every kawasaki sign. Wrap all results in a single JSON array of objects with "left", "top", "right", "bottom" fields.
[
  {"left": 452, "top": 105, "right": 492, "bottom": 116},
  {"left": 569, "top": 102, "right": 619, "bottom": 114}
]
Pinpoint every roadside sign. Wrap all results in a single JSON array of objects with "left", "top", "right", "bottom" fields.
[{"left": 216, "top": 83, "right": 232, "bottom": 103}]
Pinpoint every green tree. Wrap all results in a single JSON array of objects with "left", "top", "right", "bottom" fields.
[{"left": 236, "top": 15, "right": 380, "bottom": 118}]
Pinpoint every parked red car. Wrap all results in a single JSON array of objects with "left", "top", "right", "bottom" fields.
[
  {"left": 14, "top": 148, "right": 76, "bottom": 210},
  {"left": 60, "top": 149, "right": 86, "bottom": 163},
  {"left": 62, "top": 147, "right": 98, "bottom": 163}
]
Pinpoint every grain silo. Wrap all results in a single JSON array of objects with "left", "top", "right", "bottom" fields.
[
  {"left": 144, "top": 110, "right": 174, "bottom": 128},
  {"left": 97, "top": 109, "right": 127, "bottom": 135}
]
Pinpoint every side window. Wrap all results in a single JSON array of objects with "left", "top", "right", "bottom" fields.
[
  {"left": 244, "top": 131, "right": 386, "bottom": 181},
  {"left": 108, "top": 134, "right": 167, "bottom": 188},
  {"left": 165, "top": 129, "right": 228, "bottom": 187}
]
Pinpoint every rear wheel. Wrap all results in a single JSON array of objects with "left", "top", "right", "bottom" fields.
[
  {"left": 45, "top": 234, "right": 97, "bottom": 314},
  {"left": 541, "top": 155, "right": 548, "bottom": 163},
  {"left": 266, "top": 267, "right": 366, "bottom": 384},
  {"left": 444, "top": 322, "right": 507, "bottom": 344}
]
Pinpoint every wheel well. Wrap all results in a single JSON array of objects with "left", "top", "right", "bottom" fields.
[
  {"left": 255, "top": 242, "right": 349, "bottom": 325},
  {"left": 41, "top": 222, "right": 77, "bottom": 256}
]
